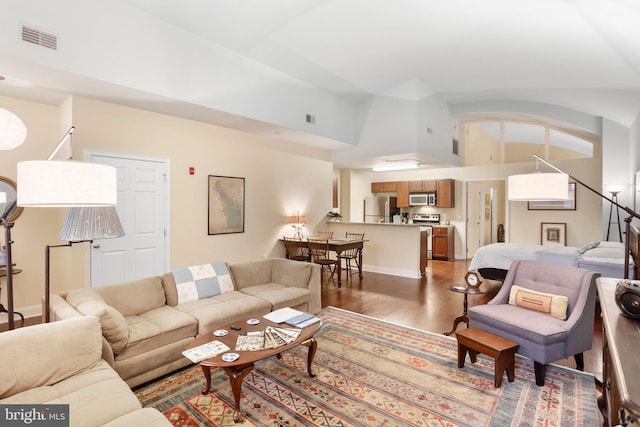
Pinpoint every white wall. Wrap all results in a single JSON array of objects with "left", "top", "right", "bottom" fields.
[
  {"left": 630, "top": 113, "right": 640, "bottom": 229},
  {"left": 602, "top": 118, "right": 632, "bottom": 241},
  {"left": 0, "top": 95, "right": 335, "bottom": 315}
]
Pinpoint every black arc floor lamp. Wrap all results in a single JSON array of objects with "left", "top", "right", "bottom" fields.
[
  {"left": 1, "top": 200, "right": 18, "bottom": 330},
  {"left": 509, "top": 154, "right": 640, "bottom": 279}
]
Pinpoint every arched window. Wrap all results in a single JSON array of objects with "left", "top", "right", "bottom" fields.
[{"left": 464, "top": 121, "right": 596, "bottom": 166}]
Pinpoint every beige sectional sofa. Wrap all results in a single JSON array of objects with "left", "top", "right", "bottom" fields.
[
  {"left": 0, "top": 316, "right": 171, "bottom": 427},
  {"left": 49, "top": 258, "right": 321, "bottom": 387}
]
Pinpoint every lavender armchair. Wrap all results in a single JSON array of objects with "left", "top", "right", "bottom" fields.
[{"left": 468, "top": 260, "right": 599, "bottom": 386}]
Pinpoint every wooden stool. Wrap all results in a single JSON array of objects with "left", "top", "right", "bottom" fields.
[{"left": 455, "top": 327, "right": 519, "bottom": 388}]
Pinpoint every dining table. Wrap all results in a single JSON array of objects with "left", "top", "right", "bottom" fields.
[{"left": 281, "top": 238, "right": 367, "bottom": 287}]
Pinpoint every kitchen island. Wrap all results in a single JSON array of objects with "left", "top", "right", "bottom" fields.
[{"left": 326, "top": 221, "right": 427, "bottom": 278}]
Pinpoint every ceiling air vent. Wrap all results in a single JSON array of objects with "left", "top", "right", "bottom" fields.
[{"left": 21, "top": 25, "right": 58, "bottom": 50}]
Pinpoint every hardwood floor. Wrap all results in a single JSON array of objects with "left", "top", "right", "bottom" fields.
[{"left": 322, "top": 259, "right": 603, "bottom": 381}]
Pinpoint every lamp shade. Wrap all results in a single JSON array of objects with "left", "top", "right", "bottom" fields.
[
  {"left": 0, "top": 108, "right": 27, "bottom": 150},
  {"left": 0, "top": 192, "right": 5, "bottom": 203},
  {"left": 17, "top": 160, "right": 117, "bottom": 207},
  {"left": 508, "top": 173, "right": 569, "bottom": 201},
  {"left": 59, "top": 206, "right": 125, "bottom": 241},
  {"left": 288, "top": 215, "right": 307, "bottom": 224},
  {"left": 605, "top": 184, "right": 626, "bottom": 194}
]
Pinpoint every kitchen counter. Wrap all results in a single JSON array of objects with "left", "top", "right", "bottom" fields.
[
  {"left": 329, "top": 221, "right": 422, "bottom": 227},
  {"left": 326, "top": 221, "right": 427, "bottom": 278}
]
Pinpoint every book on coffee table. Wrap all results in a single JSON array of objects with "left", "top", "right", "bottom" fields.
[
  {"left": 182, "top": 340, "right": 230, "bottom": 363},
  {"left": 284, "top": 313, "right": 315, "bottom": 326},
  {"left": 263, "top": 307, "right": 304, "bottom": 323},
  {"left": 291, "top": 316, "right": 321, "bottom": 328}
]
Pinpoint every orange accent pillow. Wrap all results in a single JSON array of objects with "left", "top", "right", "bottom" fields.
[{"left": 508, "top": 285, "right": 568, "bottom": 320}]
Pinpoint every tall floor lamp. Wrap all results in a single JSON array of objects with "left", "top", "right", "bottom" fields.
[
  {"left": 44, "top": 206, "right": 125, "bottom": 322},
  {"left": 605, "top": 185, "right": 625, "bottom": 242},
  {"left": 509, "top": 154, "right": 640, "bottom": 279},
  {"left": 0, "top": 199, "right": 17, "bottom": 329},
  {"left": 2, "top": 126, "right": 120, "bottom": 329}
]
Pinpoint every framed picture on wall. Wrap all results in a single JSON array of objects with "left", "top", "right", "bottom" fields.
[
  {"left": 208, "top": 175, "right": 245, "bottom": 235},
  {"left": 541, "top": 222, "right": 566, "bottom": 246},
  {"left": 528, "top": 182, "right": 576, "bottom": 210}
]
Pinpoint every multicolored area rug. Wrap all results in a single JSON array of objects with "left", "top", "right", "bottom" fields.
[{"left": 134, "top": 306, "right": 599, "bottom": 426}]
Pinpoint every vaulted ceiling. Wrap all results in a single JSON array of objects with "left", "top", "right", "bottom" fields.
[{"left": 1, "top": 0, "right": 639, "bottom": 169}]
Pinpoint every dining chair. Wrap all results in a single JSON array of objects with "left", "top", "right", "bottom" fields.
[
  {"left": 316, "top": 231, "right": 333, "bottom": 239},
  {"left": 337, "top": 232, "right": 365, "bottom": 279},
  {"left": 282, "top": 236, "right": 309, "bottom": 262},
  {"left": 307, "top": 238, "right": 337, "bottom": 283}
]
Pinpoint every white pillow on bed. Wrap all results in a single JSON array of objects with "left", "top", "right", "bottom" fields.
[
  {"left": 581, "top": 246, "right": 626, "bottom": 259},
  {"left": 597, "top": 241, "right": 625, "bottom": 249}
]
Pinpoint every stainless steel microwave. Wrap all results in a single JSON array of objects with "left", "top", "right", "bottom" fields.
[{"left": 409, "top": 192, "right": 436, "bottom": 206}]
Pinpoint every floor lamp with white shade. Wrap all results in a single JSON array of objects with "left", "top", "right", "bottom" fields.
[
  {"left": 44, "top": 206, "right": 125, "bottom": 322},
  {"left": 0, "top": 126, "right": 121, "bottom": 329},
  {"left": 508, "top": 154, "right": 640, "bottom": 279}
]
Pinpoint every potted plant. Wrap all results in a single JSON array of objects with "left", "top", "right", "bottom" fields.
[{"left": 326, "top": 211, "right": 343, "bottom": 222}]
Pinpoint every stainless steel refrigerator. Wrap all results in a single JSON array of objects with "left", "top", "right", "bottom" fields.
[{"left": 363, "top": 196, "right": 399, "bottom": 223}]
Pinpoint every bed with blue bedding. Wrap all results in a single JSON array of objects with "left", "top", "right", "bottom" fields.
[{"left": 469, "top": 225, "right": 639, "bottom": 281}]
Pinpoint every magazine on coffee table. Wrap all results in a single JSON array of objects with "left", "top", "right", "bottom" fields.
[
  {"left": 182, "top": 340, "right": 230, "bottom": 363},
  {"left": 235, "top": 330, "right": 265, "bottom": 351},
  {"left": 235, "top": 326, "right": 303, "bottom": 351}
]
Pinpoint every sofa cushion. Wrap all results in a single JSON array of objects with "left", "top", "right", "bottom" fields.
[
  {"left": 175, "top": 291, "right": 271, "bottom": 336},
  {"left": 271, "top": 258, "right": 312, "bottom": 288},
  {"left": 115, "top": 306, "right": 198, "bottom": 362},
  {"left": 509, "top": 285, "right": 569, "bottom": 320},
  {"left": 172, "top": 262, "right": 235, "bottom": 304},
  {"left": 241, "top": 283, "right": 311, "bottom": 310},
  {"left": 93, "top": 276, "right": 167, "bottom": 317},
  {"left": 0, "top": 317, "right": 103, "bottom": 399},
  {"left": 1, "top": 361, "right": 145, "bottom": 427},
  {"left": 228, "top": 259, "right": 273, "bottom": 289},
  {"left": 67, "top": 290, "right": 130, "bottom": 353}
]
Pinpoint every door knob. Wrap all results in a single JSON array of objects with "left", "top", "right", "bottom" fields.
[{"left": 93, "top": 243, "right": 101, "bottom": 249}]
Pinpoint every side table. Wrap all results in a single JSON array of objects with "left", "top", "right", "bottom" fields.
[{"left": 443, "top": 285, "right": 484, "bottom": 336}]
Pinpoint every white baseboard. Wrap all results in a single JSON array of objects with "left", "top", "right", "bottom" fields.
[
  {"left": 0, "top": 304, "right": 41, "bottom": 323},
  {"left": 361, "top": 265, "right": 422, "bottom": 279}
]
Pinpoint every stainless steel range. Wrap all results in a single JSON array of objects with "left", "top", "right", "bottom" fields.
[{"left": 412, "top": 213, "right": 440, "bottom": 259}]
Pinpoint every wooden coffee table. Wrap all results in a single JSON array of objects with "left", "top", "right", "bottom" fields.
[{"left": 185, "top": 317, "right": 321, "bottom": 422}]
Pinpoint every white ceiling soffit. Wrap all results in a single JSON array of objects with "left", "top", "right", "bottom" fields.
[{"left": 1, "top": 0, "right": 639, "bottom": 170}]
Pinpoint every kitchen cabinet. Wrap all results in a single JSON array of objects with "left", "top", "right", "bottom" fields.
[
  {"left": 597, "top": 278, "right": 640, "bottom": 427},
  {"left": 396, "top": 181, "right": 409, "bottom": 208},
  {"left": 409, "top": 180, "right": 436, "bottom": 192},
  {"left": 432, "top": 226, "right": 454, "bottom": 260},
  {"left": 436, "top": 179, "right": 455, "bottom": 208},
  {"left": 371, "top": 181, "right": 397, "bottom": 193}
]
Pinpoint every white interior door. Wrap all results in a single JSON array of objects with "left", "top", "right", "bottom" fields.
[
  {"left": 88, "top": 152, "right": 169, "bottom": 286},
  {"left": 466, "top": 181, "right": 483, "bottom": 259}
]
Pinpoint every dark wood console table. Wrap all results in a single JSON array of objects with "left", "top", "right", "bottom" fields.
[{"left": 597, "top": 277, "right": 640, "bottom": 426}]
